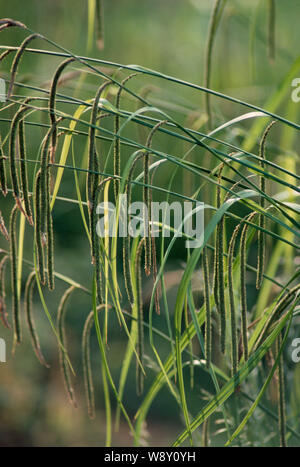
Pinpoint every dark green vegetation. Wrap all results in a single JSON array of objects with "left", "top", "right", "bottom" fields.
[{"left": 0, "top": 0, "right": 299, "bottom": 447}]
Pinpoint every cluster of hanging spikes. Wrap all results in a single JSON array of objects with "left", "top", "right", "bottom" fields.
[{"left": 0, "top": 22, "right": 294, "bottom": 444}]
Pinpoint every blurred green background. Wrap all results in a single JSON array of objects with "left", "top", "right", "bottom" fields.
[{"left": 0, "top": 0, "right": 300, "bottom": 447}]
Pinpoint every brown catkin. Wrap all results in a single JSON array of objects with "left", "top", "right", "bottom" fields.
[
  {"left": 34, "top": 170, "right": 46, "bottom": 285},
  {"left": 257, "top": 121, "right": 276, "bottom": 290},
  {"left": 57, "top": 286, "right": 77, "bottom": 408},
  {"left": 90, "top": 177, "right": 113, "bottom": 304},
  {"left": 49, "top": 57, "right": 75, "bottom": 163},
  {"left": 0, "top": 255, "right": 10, "bottom": 328},
  {"left": 144, "top": 120, "right": 167, "bottom": 277},
  {"left": 228, "top": 224, "right": 241, "bottom": 376},
  {"left": 254, "top": 283, "right": 300, "bottom": 352},
  {"left": 10, "top": 204, "right": 21, "bottom": 345},
  {"left": 123, "top": 151, "right": 145, "bottom": 305},
  {"left": 135, "top": 237, "right": 146, "bottom": 396},
  {"left": 87, "top": 80, "right": 111, "bottom": 214},
  {"left": 24, "top": 271, "right": 49, "bottom": 367},
  {"left": 215, "top": 165, "right": 226, "bottom": 353},
  {"left": 9, "top": 105, "right": 28, "bottom": 214},
  {"left": 202, "top": 247, "right": 212, "bottom": 369},
  {"left": 114, "top": 73, "right": 139, "bottom": 201},
  {"left": 240, "top": 212, "right": 257, "bottom": 362},
  {"left": 276, "top": 333, "right": 287, "bottom": 447},
  {"left": 46, "top": 165, "right": 54, "bottom": 290},
  {"left": 7, "top": 33, "right": 41, "bottom": 99},
  {"left": 18, "top": 118, "right": 33, "bottom": 224},
  {"left": 0, "top": 133, "right": 7, "bottom": 196}
]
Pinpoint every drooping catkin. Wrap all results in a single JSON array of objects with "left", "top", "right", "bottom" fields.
[
  {"left": 9, "top": 105, "right": 28, "bottom": 215},
  {"left": 40, "top": 122, "right": 58, "bottom": 233},
  {"left": 276, "top": 333, "right": 287, "bottom": 447},
  {"left": 0, "top": 254, "right": 10, "bottom": 328},
  {"left": 82, "top": 305, "right": 106, "bottom": 419},
  {"left": 10, "top": 204, "right": 21, "bottom": 345},
  {"left": 202, "top": 418, "right": 210, "bottom": 447},
  {"left": 254, "top": 283, "right": 300, "bottom": 351},
  {"left": 87, "top": 80, "right": 111, "bottom": 214},
  {"left": 0, "top": 210, "right": 9, "bottom": 241},
  {"left": 240, "top": 212, "right": 257, "bottom": 362},
  {"left": 57, "top": 286, "right": 77, "bottom": 408},
  {"left": 123, "top": 151, "right": 144, "bottom": 305},
  {"left": 82, "top": 310, "right": 96, "bottom": 418},
  {"left": 257, "top": 121, "right": 276, "bottom": 290},
  {"left": 90, "top": 177, "right": 113, "bottom": 304},
  {"left": 0, "top": 18, "right": 26, "bottom": 32},
  {"left": 24, "top": 271, "right": 49, "bottom": 367},
  {"left": 144, "top": 120, "right": 167, "bottom": 277},
  {"left": 0, "top": 48, "right": 14, "bottom": 63},
  {"left": 34, "top": 170, "right": 46, "bottom": 285},
  {"left": 214, "top": 164, "right": 226, "bottom": 353},
  {"left": 114, "top": 73, "right": 138, "bottom": 202},
  {"left": 202, "top": 247, "right": 212, "bottom": 369},
  {"left": 0, "top": 133, "right": 7, "bottom": 196},
  {"left": 135, "top": 237, "right": 146, "bottom": 396},
  {"left": 228, "top": 224, "right": 241, "bottom": 376},
  {"left": 18, "top": 118, "right": 33, "bottom": 224},
  {"left": 49, "top": 57, "right": 75, "bottom": 163},
  {"left": 268, "top": 0, "right": 276, "bottom": 62},
  {"left": 46, "top": 166, "right": 54, "bottom": 290},
  {"left": 7, "top": 33, "right": 41, "bottom": 100}
]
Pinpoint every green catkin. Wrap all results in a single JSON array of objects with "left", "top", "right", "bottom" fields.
[
  {"left": 0, "top": 133, "right": 7, "bottom": 196},
  {"left": 34, "top": 170, "right": 46, "bottom": 285},
  {"left": 18, "top": 118, "right": 33, "bottom": 224},
  {"left": 240, "top": 212, "right": 257, "bottom": 362},
  {"left": 0, "top": 255, "right": 10, "bottom": 328},
  {"left": 82, "top": 305, "right": 106, "bottom": 419},
  {"left": 228, "top": 224, "right": 240, "bottom": 376},
  {"left": 114, "top": 72, "right": 139, "bottom": 202},
  {"left": 7, "top": 33, "right": 41, "bottom": 99},
  {"left": 135, "top": 237, "right": 146, "bottom": 396},
  {"left": 57, "top": 286, "right": 77, "bottom": 408},
  {"left": 49, "top": 57, "right": 75, "bottom": 163},
  {"left": 268, "top": 0, "right": 276, "bottom": 62},
  {"left": 202, "top": 247, "right": 212, "bottom": 369},
  {"left": 91, "top": 177, "right": 113, "bottom": 304},
  {"left": 144, "top": 120, "right": 167, "bottom": 277},
  {"left": 24, "top": 271, "right": 49, "bottom": 367},
  {"left": 204, "top": 0, "right": 224, "bottom": 130},
  {"left": 0, "top": 211, "right": 9, "bottom": 241},
  {"left": 87, "top": 80, "right": 111, "bottom": 214},
  {"left": 257, "top": 121, "right": 276, "bottom": 290},
  {"left": 276, "top": 333, "right": 287, "bottom": 447},
  {"left": 123, "top": 151, "right": 144, "bottom": 304},
  {"left": 9, "top": 204, "right": 21, "bottom": 345}
]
